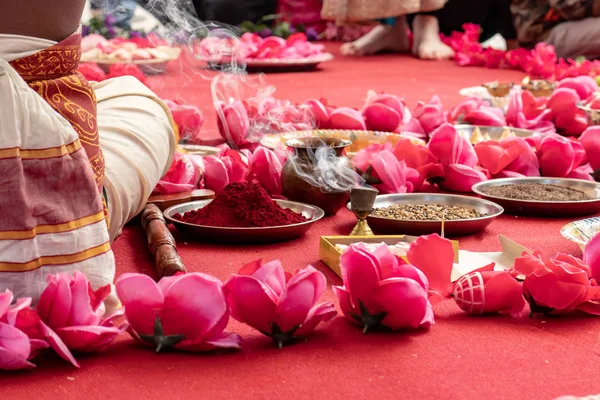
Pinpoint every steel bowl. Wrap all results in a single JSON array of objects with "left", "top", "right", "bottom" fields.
[
  {"left": 351, "top": 193, "right": 504, "bottom": 237},
  {"left": 472, "top": 177, "right": 600, "bottom": 217},
  {"left": 164, "top": 199, "right": 325, "bottom": 244},
  {"left": 454, "top": 125, "right": 545, "bottom": 143}
]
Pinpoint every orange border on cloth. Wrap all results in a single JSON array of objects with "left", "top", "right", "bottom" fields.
[
  {"left": 0, "top": 141, "right": 81, "bottom": 160},
  {"left": 0, "top": 241, "right": 111, "bottom": 272},
  {"left": 0, "top": 211, "right": 105, "bottom": 240}
]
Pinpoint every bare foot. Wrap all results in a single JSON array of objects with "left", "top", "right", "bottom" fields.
[
  {"left": 412, "top": 14, "right": 454, "bottom": 60},
  {"left": 340, "top": 17, "right": 410, "bottom": 56}
]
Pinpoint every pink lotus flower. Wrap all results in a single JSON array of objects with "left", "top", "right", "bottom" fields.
[
  {"left": 216, "top": 99, "right": 250, "bottom": 149},
  {"left": 585, "top": 233, "right": 600, "bottom": 281},
  {"left": 0, "top": 290, "right": 50, "bottom": 370},
  {"left": 447, "top": 96, "right": 487, "bottom": 124},
  {"left": 474, "top": 137, "right": 539, "bottom": 178},
  {"left": 334, "top": 243, "right": 434, "bottom": 332},
  {"left": 352, "top": 143, "right": 420, "bottom": 194},
  {"left": 547, "top": 88, "right": 588, "bottom": 136},
  {"left": 537, "top": 135, "right": 591, "bottom": 179},
  {"left": 361, "top": 91, "right": 410, "bottom": 132},
  {"left": 329, "top": 107, "right": 367, "bottom": 130},
  {"left": 463, "top": 106, "right": 507, "bottom": 127},
  {"left": 412, "top": 95, "right": 447, "bottom": 134},
  {"left": 513, "top": 249, "right": 600, "bottom": 316},
  {"left": 224, "top": 260, "right": 336, "bottom": 347},
  {"left": 427, "top": 124, "right": 487, "bottom": 192},
  {"left": 164, "top": 100, "right": 204, "bottom": 143},
  {"left": 506, "top": 91, "right": 555, "bottom": 134},
  {"left": 154, "top": 151, "right": 202, "bottom": 195},
  {"left": 304, "top": 99, "right": 331, "bottom": 128},
  {"left": 580, "top": 126, "right": 600, "bottom": 171},
  {"left": 202, "top": 147, "right": 249, "bottom": 193},
  {"left": 557, "top": 76, "right": 598, "bottom": 101},
  {"left": 116, "top": 273, "right": 241, "bottom": 352},
  {"left": 248, "top": 146, "right": 285, "bottom": 196},
  {"left": 392, "top": 138, "right": 444, "bottom": 191},
  {"left": 37, "top": 272, "right": 124, "bottom": 367}
]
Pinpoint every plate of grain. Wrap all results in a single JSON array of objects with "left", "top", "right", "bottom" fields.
[
  {"left": 353, "top": 193, "right": 504, "bottom": 237},
  {"left": 472, "top": 177, "right": 600, "bottom": 217}
]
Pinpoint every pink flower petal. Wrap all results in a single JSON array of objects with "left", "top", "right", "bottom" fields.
[
  {"left": 28, "top": 339, "right": 50, "bottom": 359},
  {"left": 115, "top": 273, "right": 165, "bottom": 336},
  {"left": 40, "top": 322, "right": 79, "bottom": 368},
  {"left": 428, "top": 124, "right": 478, "bottom": 167},
  {"left": 332, "top": 286, "right": 356, "bottom": 323},
  {"left": 56, "top": 325, "right": 122, "bottom": 352},
  {"left": 68, "top": 271, "right": 101, "bottom": 327},
  {"left": 372, "top": 244, "right": 400, "bottom": 279},
  {"left": 407, "top": 234, "right": 454, "bottom": 299},
  {"left": 538, "top": 135, "right": 575, "bottom": 177},
  {"left": 364, "top": 278, "right": 432, "bottom": 330},
  {"left": 294, "top": 302, "right": 337, "bottom": 337},
  {"left": 585, "top": 233, "right": 600, "bottom": 282},
  {"left": 217, "top": 101, "right": 250, "bottom": 148},
  {"left": 202, "top": 155, "right": 230, "bottom": 193},
  {"left": 224, "top": 275, "right": 277, "bottom": 333},
  {"left": 161, "top": 273, "right": 228, "bottom": 340},
  {"left": 37, "top": 274, "right": 72, "bottom": 329},
  {"left": 0, "top": 289, "right": 12, "bottom": 318},
  {"left": 340, "top": 245, "right": 382, "bottom": 308},
  {"left": 0, "top": 346, "right": 35, "bottom": 370},
  {"left": 440, "top": 163, "right": 487, "bottom": 193},
  {"left": 329, "top": 107, "right": 367, "bottom": 130},
  {"left": 276, "top": 266, "right": 326, "bottom": 332},
  {"left": 304, "top": 99, "right": 330, "bottom": 128},
  {"left": 0, "top": 322, "right": 30, "bottom": 360},
  {"left": 249, "top": 146, "right": 283, "bottom": 196},
  {"left": 203, "top": 331, "right": 242, "bottom": 349},
  {"left": 580, "top": 126, "right": 600, "bottom": 170},
  {"left": 363, "top": 103, "right": 401, "bottom": 132},
  {"left": 251, "top": 260, "right": 287, "bottom": 297}
]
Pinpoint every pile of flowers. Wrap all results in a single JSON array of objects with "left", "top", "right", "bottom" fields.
[
  {"left": 81, "top": 34, "right": 177, "bottom": 63},
  {"left": 443, "top": 23, "right": 600, "bottom": 82},
  {"left": 4, "top": 230, "right": 598, "bottom": 370},
  {"left": 196, "top": 32, "right": 327, "bottom": 61}
]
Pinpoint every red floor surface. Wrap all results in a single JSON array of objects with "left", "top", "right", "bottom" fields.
[{"left": 2, "top": 44, "right": 599, "bottom": 400}]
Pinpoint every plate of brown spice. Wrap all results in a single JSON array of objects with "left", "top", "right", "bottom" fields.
[
  {"left": 472, "top": 178, "right": 600, "bottom": 217},
  {"left": 355, "top": 193, "right": 504, "bottom": 237},
  {"left": 163, "top": 182, "right": 325, "bottom": 243}
]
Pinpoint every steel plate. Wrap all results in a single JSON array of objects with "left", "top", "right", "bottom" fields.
[
  {"left": 472, "top": 177, "right": 600, "bottom": 217},
  {"left": 350, "top": 193, "right": 504, "bottom": 237},
  {"left": 164, "top": 199, "right": 324, "bottom": 244}
]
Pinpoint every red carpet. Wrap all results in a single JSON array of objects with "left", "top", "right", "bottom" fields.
[{"left": 2, "top": 44, "right": 599, "bottom": 400}]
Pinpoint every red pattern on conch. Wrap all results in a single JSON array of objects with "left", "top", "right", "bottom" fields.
[{"left": 9, "top": 29, "right": 108, "bottom": 224}]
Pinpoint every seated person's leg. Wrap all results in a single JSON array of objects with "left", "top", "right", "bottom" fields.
[
  {"left": 546, "top": 18, "right": 600, "bottom": 60},
  {"left": 93, "top": 77, "right": 177, "bottom": 242},
  {"left": 339, "top": 17, "right": 410, "bottom": 56},
  {"left": 411, "top": 13, "right": 454, "bottom": 60}
]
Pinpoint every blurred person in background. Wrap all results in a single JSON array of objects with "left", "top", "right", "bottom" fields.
[{"left": 511, "top": 0, "right": 600, "bottom": 59}]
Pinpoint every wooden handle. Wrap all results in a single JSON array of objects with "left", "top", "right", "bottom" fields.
[{"left": 141, "top": 204, "right": 186, "bottom": 278}]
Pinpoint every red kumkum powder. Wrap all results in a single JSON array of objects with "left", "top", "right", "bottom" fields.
[{"left": 175, "top": 182, "right": 308, "bottom": 227}]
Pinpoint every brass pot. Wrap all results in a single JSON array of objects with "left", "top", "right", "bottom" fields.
[{"left": 282, "top": 137, "right": 353, "bottom": 216}]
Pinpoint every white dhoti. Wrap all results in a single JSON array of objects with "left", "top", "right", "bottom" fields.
[{"left": 0, "top": 33, "right": 175, "bottom": 303}]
